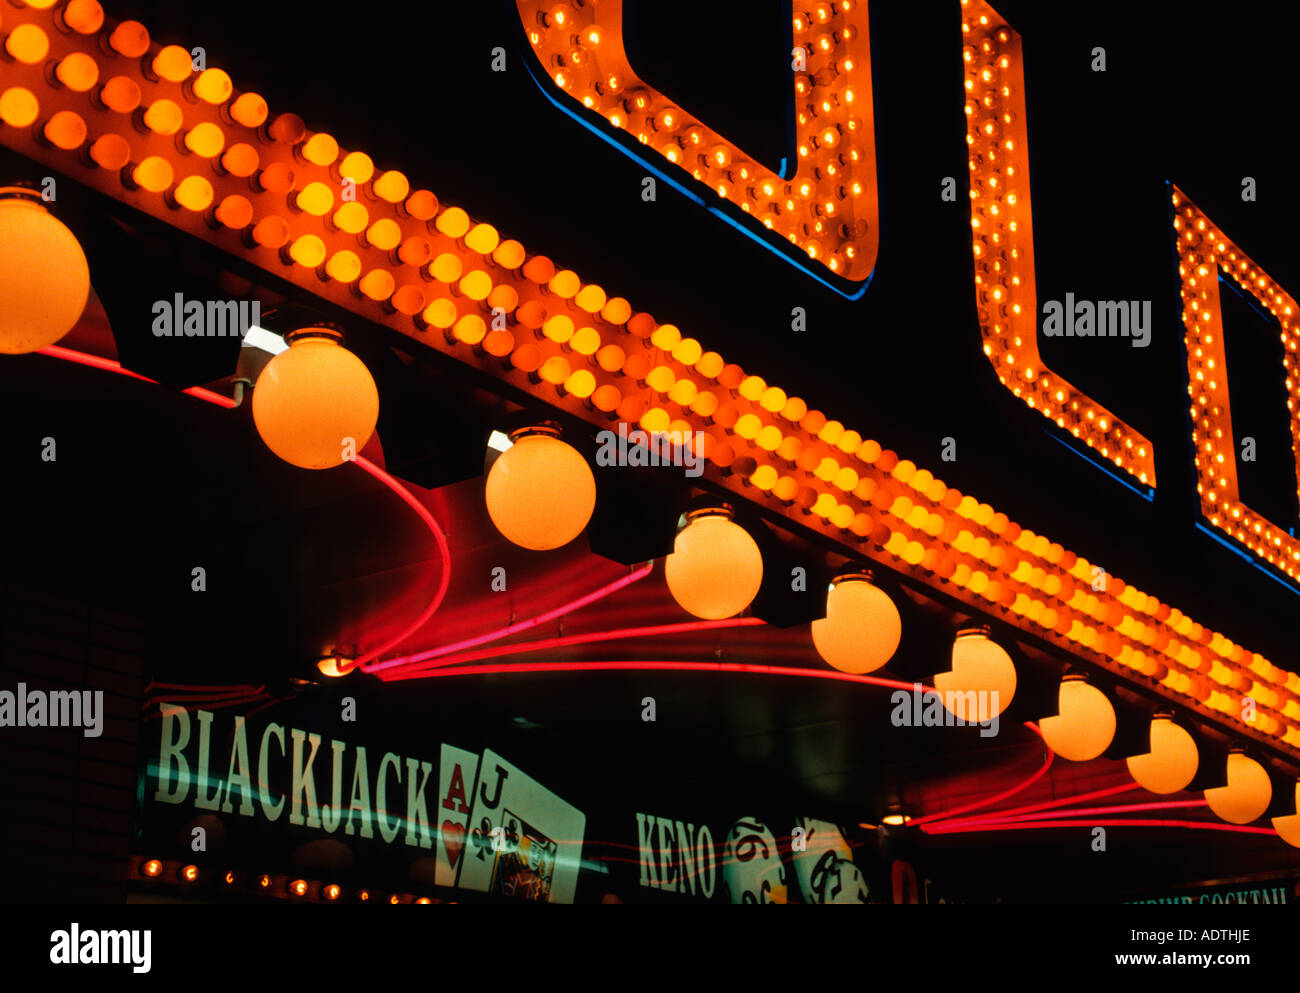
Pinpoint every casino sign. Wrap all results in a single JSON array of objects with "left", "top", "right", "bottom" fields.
[{"left": 3, "top": 0, "right": 1300, "bottom": 902}]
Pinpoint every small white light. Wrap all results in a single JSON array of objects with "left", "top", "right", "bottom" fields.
[
  {"left": 242, "top": 325, "right": 288, "bottom": 355},
  {"left": 487, "top": 430, "right": 514, "bottom": 453}
]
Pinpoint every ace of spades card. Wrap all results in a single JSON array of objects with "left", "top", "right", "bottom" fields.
[{"left": 457, "top": 749, "right": 586, "bottom": 903}]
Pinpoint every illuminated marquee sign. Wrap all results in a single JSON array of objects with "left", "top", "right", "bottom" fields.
[
  {"left": 1171, "top": 189, "right": 1300, "bottom": 586},
  {"left": 516, "top": 1, "right": 1300, "bottom": 574},
  {"left": 634, "top": 810, "right": 869, "bottom": 904},
  {"left": 514, "top": 0, "right": 1154, "bottom": 487},
  {"left": 3, "top": 2, "right": 1300, "bottom": 756},
  {"left": 959, "top": 2, "right": 1156, "bottom": 488},
  {"left": 149, "top": 705, "right": 587, "bottom": 902},
  {"left": 514, "top": 0, "right": 880, "bottom": 295}
]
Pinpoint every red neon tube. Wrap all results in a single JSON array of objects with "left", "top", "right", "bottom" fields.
[
  {"left": 376, "top": 617, "right": 767, "bottom": 680},
  {"left": 367, "top": 561, "right": 655, "bottom": 674},
  {"left": 347, "top": 457, "right": 451, "bottom": 670},
  {"left": 921, "top": 818, "right": 1279, "bottom": 837},
  {"left": 375, "top": 657, "right": 983, "bottom": 693},
  {"left": 940, "top": 798, "right": 1209, "bottom": 831},
  {"left": 37, "top": 345, "right": 449, "bottom": 670},
  {"left": 938, "top": 782, "right": 1139, "bottom": 826},
  {"left": 909, "top": 722, "right": 1054, "bottom": 827}
]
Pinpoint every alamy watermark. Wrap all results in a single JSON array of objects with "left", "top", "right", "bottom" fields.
[
  {"left": 890, "top": 683, "right": 1000, "bottom": 738},
  {"left": 1042, "top": 293, "right": 1151, "bottom": 348},
  {"left": 50, "top": 924, "right": 150, "bottom": 973},
  {"left": 151, "top": 294, "right": 261, "bottom": 338},
  {"left": 0, "top": 683, "right": 104, "bottom": 737},
  {"left": 595, "top": 421, "right": 703, "bottom": 477}
]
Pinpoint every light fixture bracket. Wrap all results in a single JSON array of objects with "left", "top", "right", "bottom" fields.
[{"left": 508, "top": 421, "right": 563, "bottom": 443}]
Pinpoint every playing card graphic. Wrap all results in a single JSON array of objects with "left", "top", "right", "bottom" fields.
[
  {"left": 792, "top": 818, "right": 851, "bottom": 901},
  {"left": 721, "top": 817, "right": 788, "bottom": 904},
  {"left": 457, "top": 749, "right": 585, "bottom": 903},
  {"left": 792, "top": 818, "right": 868, "bottom": 904},
  {"left": 491, "top": 811, "right": 560, "bottom": 901},
  {"left": 436, "top": 745, "right": 479, "bottom": 888}
]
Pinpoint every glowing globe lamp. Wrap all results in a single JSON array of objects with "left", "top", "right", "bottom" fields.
[
  {"left": 1204, "top": 750, "right": 1272, "bottom": 824},
  {"left": 811, "top": 573, "right": 901, "bottom": 674},
  {"left": 317, "top": 655, "right": 354, "bottom": 678},
  {"left": 251, "top": 328, "right": 379, "bottom": 469},
  {"left": 1125, "top": 715, "right": 1198, "bottom": 794},
  {"left": 665, "top": 507, "right": 763, "bottom": 620},
  {"left": 1039, "top": 674, "right": 1116, "bottom": 761},
  {"left": 0, "top": 188, "right": 90, "bottom": 354},
  {"left": 1271, "top": 781, "right": 1300, "bottom": 848},
  {"left": 933, "top": 626, "right": 1016, "bottom": 722},
  {"left": 484, "top": 425, "right": 596, "bottom": 550}
]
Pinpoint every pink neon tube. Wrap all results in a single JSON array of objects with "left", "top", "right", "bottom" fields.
[
  {"left": 37, "top": 345, "right": 449, "bottom": 670},
  {"left": 366, "top": 561, "right": 656, "bottom": 674},
  {"left": 376, "top": 618, "right": 767, "bottom": 680}
]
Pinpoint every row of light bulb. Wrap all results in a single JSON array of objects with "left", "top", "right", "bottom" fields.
[
  {"left": 931, "top": 627, "right": 1300, "bottom": 840},
  {"left": 7, "top": 2, "right": 1292, "bottom": 739},
  {"left": 481, "top": 426, "right": 1300, "bottom": 840},
  {"left": 6, "top": 192, "right": 1299, "bottom": 843},
  {"left": 963, "top": 1, "right": 1155, "bottom": 487},
  {"left": 1173, "top": 194, "right": 1300, "bottom": 582}
]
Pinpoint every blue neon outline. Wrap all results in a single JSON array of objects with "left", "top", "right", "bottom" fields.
[
  {"left": 1193, "top": 522, "right": 1299, "bottom": 594},
  {"left": 1040, "top": 428, "right": 1156, "bottom": 502},
  {"left": 1166, "top": 182, "right": 1299, "bottom": 595},
  {"left": 516, "top": 37, "right": 873, "bottom": 301},
  {"left": 1219, "top": 269, "right": 1276, "bottom": 323}
]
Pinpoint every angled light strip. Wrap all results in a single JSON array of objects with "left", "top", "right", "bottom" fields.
[
  {"left": 962, "top": 0, "right": 1156, "bottom": 486},
  {"left": 1172, "top": 186, "right": 1300, "bottom": 588},
  {"left": 3, "top": 3, "right": 1297, "bottom": 753},
  {"left": 514, "top": 0, "right": 880, "bottom": 287}
]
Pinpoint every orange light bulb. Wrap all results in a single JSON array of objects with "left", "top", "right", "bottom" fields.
[
  {"left": 484, "top": 427, "right": 596, "bottom": 550},
  {"left": 811, "top": 574, "right": 901, "bottom": 674},
  {"left": 251, "top": 331, "right": 379, "bottom": 470},
  {"left": 1038, "top": 675, "right": 1116, "bottom": 761},
  {"left": 0, "top": 192, "right": 90, "bottom": 354},
  {"left": 665, "top": 509, "right": 764, "bottom": 620},
  {"left": 1204, "top": 751, "right": 1272, "bottom": 824},
  {"left": 933, "top": 627, "right": 1016, "bottom": 722},
  {"left": 1126, "top": 715, "right": 1198, "bottom": 794}
]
